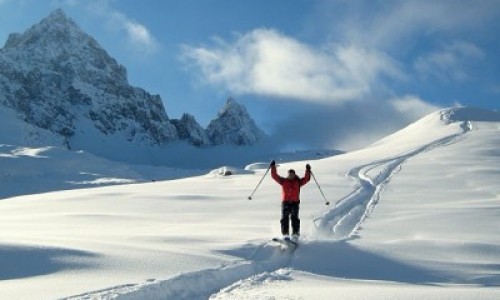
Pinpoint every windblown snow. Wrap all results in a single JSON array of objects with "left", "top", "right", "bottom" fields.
[{"left": 0, "top": 107, "right": 499, "bottom": 300}]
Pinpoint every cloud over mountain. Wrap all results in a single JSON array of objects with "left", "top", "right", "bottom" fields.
[{"left": 69, "top": 0, "right": 159, "bottom": 55}]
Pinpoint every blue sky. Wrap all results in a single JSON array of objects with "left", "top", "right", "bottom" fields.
[{"left": 1, "top": 0, "right": 499, "bottom": 150}]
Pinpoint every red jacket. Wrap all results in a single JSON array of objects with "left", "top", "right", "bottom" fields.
[{"left": 271, "top": 165, "right": 311, "bottom": 202}]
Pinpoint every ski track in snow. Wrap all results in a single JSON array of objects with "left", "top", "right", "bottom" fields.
[
  {"left": 63, "top": 121, "right": 472, "bottom": 300},
  {"left": 314, "top": 120, "right": 472, "bottom": 240},
  {"left": 62, "top": 243, "right": 296, "bottom": 300}
]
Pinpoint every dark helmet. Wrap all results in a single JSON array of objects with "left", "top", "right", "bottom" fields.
[{"left": 288, "top": 169, "right": 296, "bottom": 174}]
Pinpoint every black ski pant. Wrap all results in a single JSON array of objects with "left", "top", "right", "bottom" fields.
[{"left": 281, "top": 201, "right": 300, "bottom": 235}]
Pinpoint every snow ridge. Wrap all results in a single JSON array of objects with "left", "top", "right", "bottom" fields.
[{"left": 314, "top": 112, "right": 473, "bottom": 240}]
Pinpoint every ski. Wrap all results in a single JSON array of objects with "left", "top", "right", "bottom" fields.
[{"left": 271, "top": 237, "right": 299, "bottom": 251}]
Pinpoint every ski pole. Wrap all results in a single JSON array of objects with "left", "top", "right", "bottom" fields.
[
  {"left": 310, "top": 170, "right": 330, "bottom": 205},
  {"left": 247, "top": 164, "right": 271, "bottom": 200}
]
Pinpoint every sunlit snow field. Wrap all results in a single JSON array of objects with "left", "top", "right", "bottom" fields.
[{"left": 1, "top": 108, "right": 499, "bottom": 299}]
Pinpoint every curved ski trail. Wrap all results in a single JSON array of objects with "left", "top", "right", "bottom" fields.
[
  {"left": 62, "top": 242, "right": 295, "bottom": 300},
  {"left": 314, "top": 121, "right": 472, "bottom": 240}
]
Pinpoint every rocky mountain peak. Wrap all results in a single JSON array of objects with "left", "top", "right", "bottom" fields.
[
  {"left": 4, "top": 9, "right": 74, "bottom": 48},
  {"left": 2, "top": 8, "right": 127, "bottom": 81},
  {"left": 0, "top": 9, "right": 176, "bottom": 154},
  {"left": 207, "top": 98, "right": 267, "bottom": 146},
  {"left": 5, "top": 8, "right": 89, "bottom": 51},
  {"left": 170, "top": 113, "right": 210, "bottom": 147},
  {"left": 218, "top": 97, "right": 247, "bottom": 117},
  {"left": 36, "top": 8, "right": 76, "bottom": 31},
  {"left": 45, "top": 8, "right": 71, "bottom": 22}
]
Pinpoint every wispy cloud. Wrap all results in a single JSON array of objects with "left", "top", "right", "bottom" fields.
[
  {"left": 414, "top": 41, "right": 484, "bottom": 82},
  {"left": 109, "top": 11, "right": 158, "bottom": 55},
  {"left": 65, "top": 0, "right": 158, "bottom": 55},
  {"left": 390, "top": 95, "right": 442, "bottom": 120},
  {"left": 183, "top": 29, "right": 403, "bottom": 104}
]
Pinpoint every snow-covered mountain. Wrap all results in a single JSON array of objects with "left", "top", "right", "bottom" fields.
[
  {"left": 0, "top": 9, "right": 178, "bottom": 150},
  {"left": 0, "top": 10, "right": 265, "bottom": 157},
  {"left": 1, "top": 107, "right": 499, "bottom": 300},
  {"left": 207, "top": 97, "right": 267, "bottom": 146},
  {"left": 170, "top": 98, "right": 268, "bottom": 147}
]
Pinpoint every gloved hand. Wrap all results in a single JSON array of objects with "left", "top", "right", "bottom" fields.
[
  {"left": 270, "top": 160, "right": 276, "bottom": 167},
  {"left": 306, "top": 164, "right": 311, "bottom": 170}
]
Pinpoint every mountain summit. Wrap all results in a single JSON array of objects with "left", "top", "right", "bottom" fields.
[{"left": 207, "top": 98, "right": 267, "bottom": 146}]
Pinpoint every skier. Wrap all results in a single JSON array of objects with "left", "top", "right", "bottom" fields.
[{"left": 270, "top": 160, "right": 311, "bottom": 241}]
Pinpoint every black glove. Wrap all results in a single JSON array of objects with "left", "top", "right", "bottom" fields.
[
  {"left": 306, "top": 164, "right": 311, "bottom": 170},
  {"left": 270, "top": 160, "right": 276, "bottom": 167}
]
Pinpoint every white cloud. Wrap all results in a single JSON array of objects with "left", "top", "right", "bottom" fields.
[
  {"left": 123, "top": 20, "right": 152, "bottom": 46},
  {"left": 414, "top": 41, "right": 484, "bottom": 82},
  {"left": 183, "top": 29, "right": 403, "bottom": 104},
  {"left": 391, "top": 95, "right": 442, "bottom": 120},
  {"left": 70, "top": 0, "right": 158, "bottom": 55},
  {"left": 111, "top": 11, "right": 158, "bottom": 54}
]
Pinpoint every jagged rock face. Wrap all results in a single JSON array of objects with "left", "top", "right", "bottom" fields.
[
  {"left": 170, "top": 113, "right": 210, "bottom": 147},
  {"left": 207, "top": 98, "right": 267, "bottom": 146},
  {"left": 0, "top": 9, "right": 177, "bottom": 147}
]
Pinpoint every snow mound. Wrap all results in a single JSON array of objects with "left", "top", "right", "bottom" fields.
[
  {"left": 244, "top": 162, "right": 270, "bottom": 171},
  {"left": 209, "top": 166, "right": 252, "bottom": 177}
]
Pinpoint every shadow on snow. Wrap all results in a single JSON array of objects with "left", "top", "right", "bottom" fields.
[
  {"left": 0, "top": 244, "right": 99, "bottom": 280},
  {"left": 291, "top": 241, "right": 446, "bottom": 285}
]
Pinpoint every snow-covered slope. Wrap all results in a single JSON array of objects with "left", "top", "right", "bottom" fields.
[
  {"left": 0, "top": 142, "right": 202, "bottom": 200},
  {"left": 0, "top": 105, "right": 62, "bottom": 147},
  {"left": 0, "top": 107, "right": 499, "bottom": 300},
  {"left": 0, "top": 104, "right": 204, "bottom": 199}
]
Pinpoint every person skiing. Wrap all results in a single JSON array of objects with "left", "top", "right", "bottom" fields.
[{"left": 270, "top": 160, "right": 311, "bottom": 241}]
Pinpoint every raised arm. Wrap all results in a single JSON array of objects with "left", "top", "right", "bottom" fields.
[
  {"left": 300, "top": 164, "right": 311, "bottom": 186},
  {"left": 270, "top": 160, "right": 284, "bottom": 184}
]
